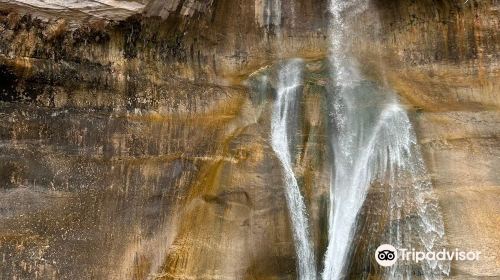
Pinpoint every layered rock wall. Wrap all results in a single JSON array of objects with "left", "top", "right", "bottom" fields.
[{"left": 0, "top": 0, "right": 498, "bottom": 279}]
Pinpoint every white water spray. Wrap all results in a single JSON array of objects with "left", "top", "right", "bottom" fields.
[
  {"left": 323, "top": 0, "right": 450, "bottom": 279},
  {"left": 270, "top": 59, "right": 317, "bottom": 280}
]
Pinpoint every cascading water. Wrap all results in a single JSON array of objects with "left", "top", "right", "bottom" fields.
[
  {"left": 323, "top": 0, "right": 450, "bottom": 279},
  {"left": 270, "top": 59, "right": 317, "bottom": 280},
  {"left": 264, "top": 0, "right": 281, "bottom": 28}
]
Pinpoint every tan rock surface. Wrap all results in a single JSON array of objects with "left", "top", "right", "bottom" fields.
[{"left": 0, "top": 0, "right": 498, "bottom": 279}]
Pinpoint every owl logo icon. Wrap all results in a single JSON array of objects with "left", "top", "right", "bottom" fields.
[{"left": 375, "top": 244, "right": 398, "bottom": 266}]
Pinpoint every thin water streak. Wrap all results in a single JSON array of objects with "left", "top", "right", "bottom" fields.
[{"left": 270, "top": 59, "right": 317, "bottom": 280}]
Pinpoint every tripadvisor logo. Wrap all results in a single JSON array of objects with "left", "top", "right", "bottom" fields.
[
  {"left": 375, "top": 244, "right": 481, "bottom": 267},
  {"left": 375, "top": 244, "right": 398, "bottom": 266}
]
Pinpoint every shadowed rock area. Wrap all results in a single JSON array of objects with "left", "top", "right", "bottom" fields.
[{"left": 0, "top": 0, "right": 498, "bottom": 279}]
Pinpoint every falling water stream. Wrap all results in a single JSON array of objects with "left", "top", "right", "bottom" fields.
[
  {"left": 264, "top": 0, "right": 281, "bottom": 28},
  {"left": 261, "top": 0, "right": 449, "bottom": 279},
  {"left": 323, "top": 0, "right": 449, "bottom": 279},
  {"left": 270, "top": 59, "right": 317, "bottom": 280}
]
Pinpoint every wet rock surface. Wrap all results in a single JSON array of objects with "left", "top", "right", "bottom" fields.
[{"left": 0, "top": 0, "right": 498, "bottom": 279}]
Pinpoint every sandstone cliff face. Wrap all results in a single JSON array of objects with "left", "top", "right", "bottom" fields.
[
  {"left": 353, "top": 1, "right": 500, "bottom": 278},
  {"left": 0, "top": 0, "right": 498, "bottom": 279}
]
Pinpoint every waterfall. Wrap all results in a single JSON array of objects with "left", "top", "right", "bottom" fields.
[
  {"left": 264, "top": 0, "right": 281, "bottom": 28},
  {"left": 256, "top": 0, "right": 281, "bottom": 32},
  {"left": 323, "top": 0, "right": 450, "bottom": 279},
  {"left": 270, "top": 59, "right": 317, "bottom": 280}
]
